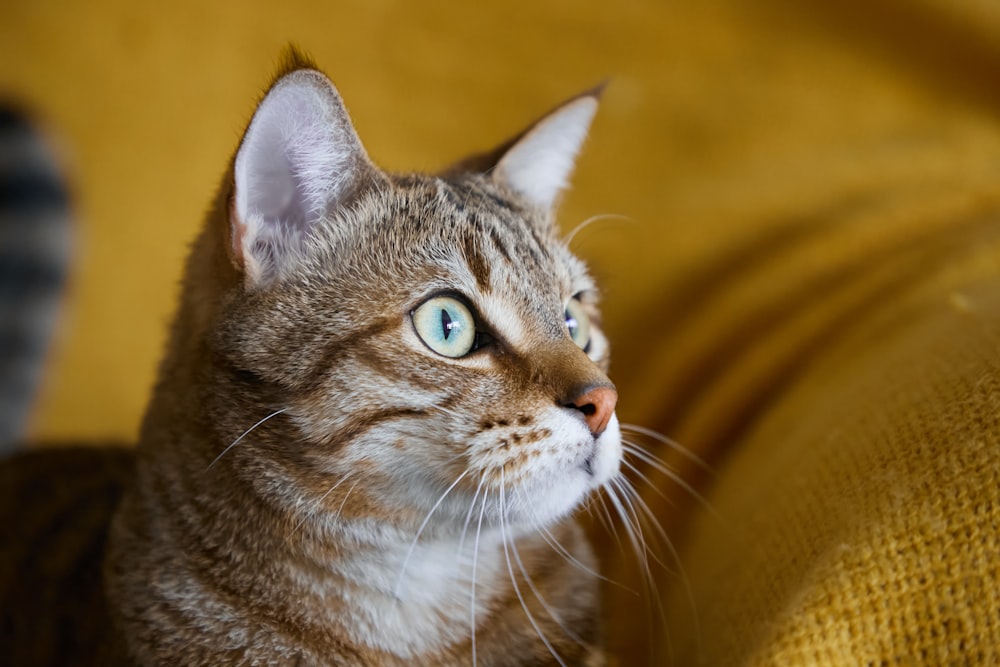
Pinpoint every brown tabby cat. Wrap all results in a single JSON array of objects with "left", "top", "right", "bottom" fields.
[{"left": 0, "top": 51, "right": 622, "bottom": 666}]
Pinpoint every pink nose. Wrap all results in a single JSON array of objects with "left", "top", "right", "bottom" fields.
[{"left": 566, "top": 385, "right": 618, "bottom": 437}]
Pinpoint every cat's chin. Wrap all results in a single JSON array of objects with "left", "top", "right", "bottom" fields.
[{"left": 501, "top": 414, "right": 623, "bottom": 530}]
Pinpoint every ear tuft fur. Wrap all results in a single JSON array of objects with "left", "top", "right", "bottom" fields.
[{"left": 274, "top": 45, "right": 319, "bottom": 81}]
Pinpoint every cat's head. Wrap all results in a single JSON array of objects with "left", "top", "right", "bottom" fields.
[{"left": 195, "top": 61, "right": 621, "bottom": 537}]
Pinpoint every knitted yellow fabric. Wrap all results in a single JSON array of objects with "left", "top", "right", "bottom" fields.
[{"left": 658, "top": 274, "right": 1000, "bottom": 665}]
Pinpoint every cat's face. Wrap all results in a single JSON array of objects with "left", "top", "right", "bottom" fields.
[
  {"left": 218, "top": 173, "right": 620, "bottom": 534},
  {"left": 208, "top": 67, "right": 620, "bottom": 539}
]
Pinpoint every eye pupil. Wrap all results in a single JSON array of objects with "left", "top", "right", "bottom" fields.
[{"left": 441, "top": 309, "right": 453, "bottom": 340}]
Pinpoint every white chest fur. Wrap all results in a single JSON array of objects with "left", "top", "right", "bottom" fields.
[{"left": 297, "top": 528, "right": 509, "bottom": 659}]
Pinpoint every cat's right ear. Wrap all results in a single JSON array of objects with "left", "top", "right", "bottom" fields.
[
  {"left": 231, "top": 69, "right": 377, "bottom": 287},
  {"left": 445, "top": 86, "right": 602, "bottom": 213}
]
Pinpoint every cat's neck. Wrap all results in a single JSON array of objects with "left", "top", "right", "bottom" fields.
[
  {"left": 116, "top": 373, "right": 534, "bottom": 662},
  {"left": 294, "top": 526, "right": 515, "bottom": 658},
  {"left": 114, "top": 429, "right": 568, "bottom": 661}
]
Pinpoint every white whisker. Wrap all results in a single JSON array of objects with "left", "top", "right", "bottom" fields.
[
  {"left": 208, "top": 407, "right": 289, "bottom": 469},
  {"left": 470, "top": 481, "right": 489, "bottom": 667},
  {"left": 622, "top": 440, "right": 721, "bottom": 520},
  {"left": 290, "top": 471, "right": 355, "bottom": 537},
  {"left": 459, "top": 474, "right": 486, "bottom": 555},
  {"left": 604, "top": 479, "right": 655, "bottom": 583},
  {"left": 620, "top": 456, "right": 675, "bottom": 508},
  {"left": 500, "top": 469, "right": 566, "bottom": 667},
  {"left": 611, "top": 477, "right": 669, "bottom": 573},
  {"left": 605, "top": 478, "right": 672, "bottom": 658},
  {"left": 538, "top": 525, "right": 631, "bottom": 593},
  {"left": 595, "top": 488, "right": 626, "bottom": 557},
  {"left": 335, "top": 480, "right": 360, "bottom": 519},
  {"left": 510, "top": 533, "right": 584, "bottom": 647},
  {"left": 617, "top": 477, "right": 701, "bottom": 655},
  {"left": 394, "top": 469, "right": 470, "bottom": 599},
  {"left": 619, "top": 422, "right": 712, "bottom": 472},
  {"left": 564, "top": 213, "right": 633, "bottom": 246}
]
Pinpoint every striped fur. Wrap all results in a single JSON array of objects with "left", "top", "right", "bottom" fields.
[
  {"left": 1, "top": 55, "right": 620, "bottom": 666},
  {"left": 0, "top": 107, "right": 71, "bottom": 451}
]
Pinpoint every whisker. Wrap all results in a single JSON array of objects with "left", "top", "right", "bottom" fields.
[
  {"left": 606, "top": 478, "right": 662, "bottom": 578},
  {"left": 622, "top": 441, "right": 721, "bottom": 520},
  {"left": 617, "top": 477, "right": 699, "bottom": 662},
  {"left": 605, "top": 478, "right": 672, "bottom": 658},
  {"left": 615, "top": 477, "right": 673, "bottom": 573},
  {"left": 510, "top": 533, "right": 585, "bottom": 647},
  {"left": 614, "top": 478, "right": 674, "bottom": 570},
  {"left": 335, "top": 480, "right": 360, "bottom": 519},
  {"left": 439, "top": 448, "right": 473, "bottom": 467},
  {"left": 595, "top": 488, "right": 626, "bottom": 557},
  {"left": 589, "top": 488, "right": 642, "bottom": 598},
  {"left": 564, "top": 213, "right": 633, "bottom": 246},
  {"left": 208, "top": 407, "right": 289, "bottom": 469},
  {"left": 470, "top": 481, "right": 489, "bottom": 667},
  {"left": 290, "top": 471, "right": 355, "bottom": 538},
  {"left": 537, "top": 525, "right": 629, "bottom": 591},
  {"left": 620, "top": 456, "right": 676, "bottom": 509},
  {"left": 458, "top": 473, "right": 486, "bottom": 556},
  {"left": 500, "top": 470, "right": 567, "bottom": 667},
  {"left": 619, "top": 423, "right": 712, "bottom": 472},
  {"left": 622, "top": 480, "right": 692, "bottom": 572},
  {"left": 393, "top": 469, "right": 470, "bottom": 599}
]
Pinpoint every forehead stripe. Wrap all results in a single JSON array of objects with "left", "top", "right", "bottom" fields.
[
  {"left": 488, "top": 226, "right": 513, "bottom": 264},
  {"left": 461, "top": 229, "right": 492, "bottom": 292}
]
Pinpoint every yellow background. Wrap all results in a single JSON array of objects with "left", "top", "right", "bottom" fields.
[
  {"left": 6, "top": 0, "right": 1000, "bottom": 447},
  {"left": 5, "top": 0, "right": 687, "bottom": 442}
]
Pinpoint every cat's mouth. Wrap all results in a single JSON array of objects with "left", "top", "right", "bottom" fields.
[
  {"left": 485, "top": 409, "right": 622, "bottom": 527},
  {"left": 582, "top": 413, "right": 623, "bottom": 486}
]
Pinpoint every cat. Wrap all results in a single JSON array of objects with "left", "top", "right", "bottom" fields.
[{"left": 0, "top": 50, "right": 623, "bottom": 666}]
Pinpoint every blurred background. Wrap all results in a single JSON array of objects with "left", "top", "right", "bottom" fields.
[
  {"left": 6, "top": 0, "right": 1000, "bottom": 662},
  {"left": 4, "top": 0, "right": 683, "bottom": 443},
  {"left": 3, "top": 0, "right": 1000, "bottom": 445}
]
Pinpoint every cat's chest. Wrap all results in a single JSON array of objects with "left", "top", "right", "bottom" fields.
[{"left": 294, "top": 530, "right": 509, "bottom": 659}]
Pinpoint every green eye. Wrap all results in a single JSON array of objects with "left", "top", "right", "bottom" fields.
[
  {"left": 412, "top": 296, "right": 478, "bottom": 358},
  {"left": 565, "top": 297, "right": 591, "bottom": 350}
]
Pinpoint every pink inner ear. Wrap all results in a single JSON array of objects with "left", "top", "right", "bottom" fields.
[
  {"left": 237, "top": 94, "right": 314, "bottom": 237},
  {"left": 231, "top": 70, "right": 372, "bottom": 285}
]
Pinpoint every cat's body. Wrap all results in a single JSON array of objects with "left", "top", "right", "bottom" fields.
[{"left": 1, "top": 53, "right": 620, "bottom": 666}]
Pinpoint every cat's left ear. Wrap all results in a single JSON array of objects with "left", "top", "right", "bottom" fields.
[
  {"left": 453, "top": 86, "right": 602, "bottom": 211},
  {"left": 231, "top": 69, "right": 378, "bottom": 286}
]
